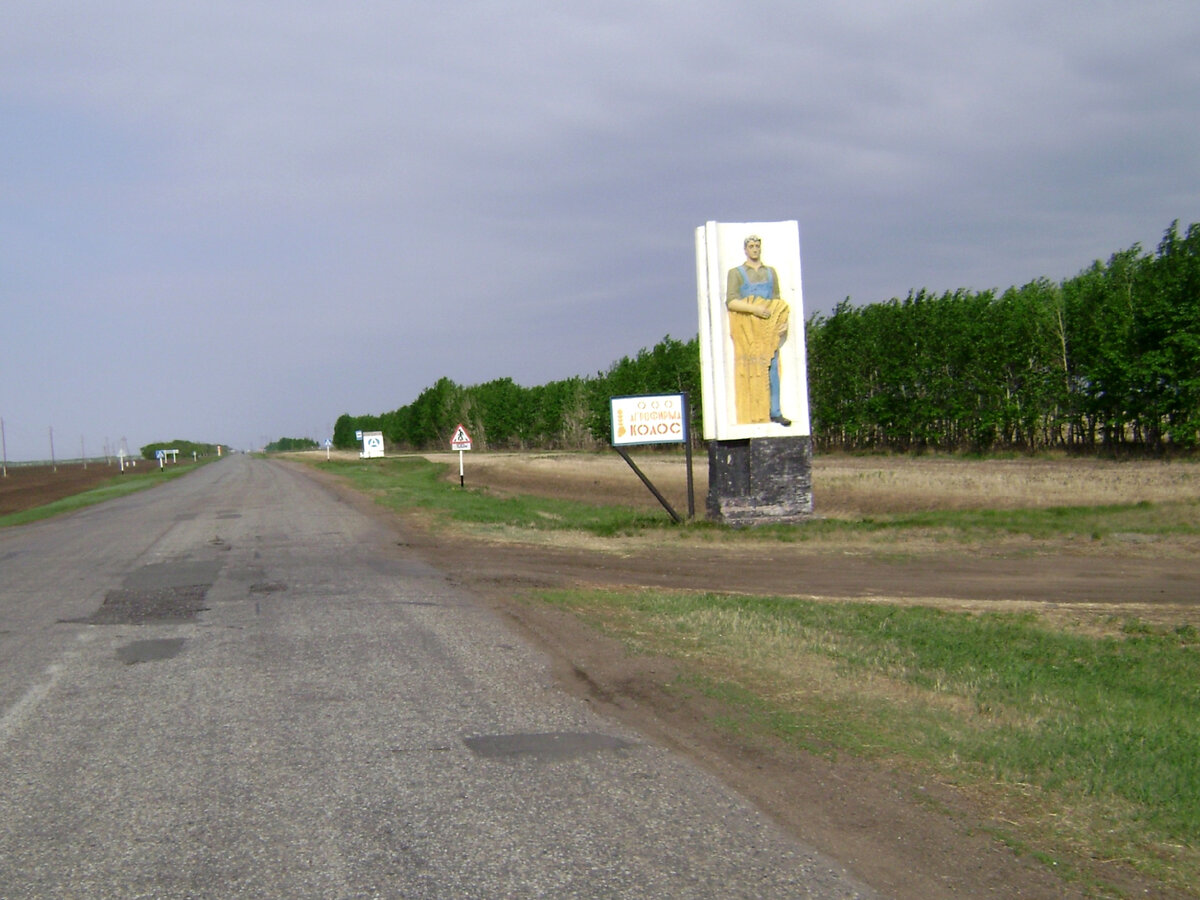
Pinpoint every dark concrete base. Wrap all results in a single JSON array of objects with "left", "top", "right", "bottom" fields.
[{"left": 706, "top": 436, "right": 814, "bottom": 526}]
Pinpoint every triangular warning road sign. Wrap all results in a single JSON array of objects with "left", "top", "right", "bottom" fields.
[{"left": 450, "top": 423, "right": 472, "bottom": 448}]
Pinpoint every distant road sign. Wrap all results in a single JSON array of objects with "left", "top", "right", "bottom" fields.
[{"left": 450, "top": 424, "right": 472, "bottom": 451}]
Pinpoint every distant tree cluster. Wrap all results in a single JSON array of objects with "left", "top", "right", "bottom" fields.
[
  {"left": 264, "top": 437, "right": 319, "bottom": 453},
  {"left": 807, "top": 221, "right": 1200, "bottom": 453},
  {"left": 140, "top": 440, "right": 221, "bottom": 460},
  {"left": 333, "top": 335, "right": 700, "bottom": 452},
  {"left": 334, "top": 221, "right": 1198, "bottom": 456}
]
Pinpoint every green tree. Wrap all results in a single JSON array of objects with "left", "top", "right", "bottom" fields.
[
  {"left": 332, "top": 414, "right": 358, "bottom": 449},
  {"left": 140, "top": 440, "right": 220, "bottom": 460},
  {"left": 264, "top": 437, "right": 318, "bottom": 452}
]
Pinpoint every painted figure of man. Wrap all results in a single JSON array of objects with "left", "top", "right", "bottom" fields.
[{"left": 726, "top": 235, "right": 791, "bottom": 426}]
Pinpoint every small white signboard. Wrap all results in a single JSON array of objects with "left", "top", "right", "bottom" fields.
[
  {"left": 610, "top": 394, "right": 687, "bottom": 446},
  {"left": 360, "top": 431, "right": 385, "bottom": 459},
  {"left": 450, "top": 424, "right": 472, "bottom": 451}
]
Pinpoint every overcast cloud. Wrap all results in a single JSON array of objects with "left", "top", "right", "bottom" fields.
[{"left": 2, "top": 1, "right": 1198, "bottom": 459}]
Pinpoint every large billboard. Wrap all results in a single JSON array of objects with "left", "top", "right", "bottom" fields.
[{"left": 695, "top": 220, "right": 810, "bottom": 441}]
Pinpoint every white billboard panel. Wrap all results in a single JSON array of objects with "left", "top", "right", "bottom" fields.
[
  {"left": 696, "top": 220, "right": 811, "bottom": 441},
  {"left": 610, "top": 394, "right": 686, "bottom": 446}
]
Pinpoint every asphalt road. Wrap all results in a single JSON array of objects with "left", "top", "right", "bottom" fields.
[{"left": 0, "top": 455, "right": 876, "bottom": 899}]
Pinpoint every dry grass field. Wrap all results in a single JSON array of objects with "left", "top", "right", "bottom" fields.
[
  {"left": 812, "top": 452, "right": 1200, "bottom": 513},
  {"left": 418, "top": 448, "right": 1200, "bottom": 513}
]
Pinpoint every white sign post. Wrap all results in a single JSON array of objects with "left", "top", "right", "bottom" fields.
[
  {"left": 608, "top": 393, "right": 694, "bottom": 521},
  {"left": 450, "top": 423, "right": 472, "bottom": 487}
]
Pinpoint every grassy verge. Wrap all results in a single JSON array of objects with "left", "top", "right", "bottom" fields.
[
  {"left": 537, "top": 588, "right": 1200, "bottom": 896},
  {"left": 883, "top": 500, "right": 1200, "bottom": 541},
  {"left": 0, "top": 464, "right": 204, "bottom": 528},
  {"left": 312, "top": 454, "right": 1199, "bottom": 894},
  {"left": 316, "top": 456, "right": 1199, "bottom": 544},
  {"left": 316, "top": 456, "right": 671, "bottom": 536}
]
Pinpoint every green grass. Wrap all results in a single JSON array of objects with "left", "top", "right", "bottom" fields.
[
  {"left": 317, "top": 456, "right": 671, "bottom": 536},
  {"left": 886, "top": 500, "right": 1200, "bottom": 540},
  {"left": 317, "top": 455, "right": 1198, "bottom": 546},
  {"left": 535, "top": 588, "right": 1200, "bottom": 894},
  {"left": 308, "top": 452, "right": 1199, "bottom": 891},
  {"left": 741, "top": 499, "right": 1200, "bottom": 545},
  {"left": 0, "top": 464, "right": 205, "bottom": 528}
]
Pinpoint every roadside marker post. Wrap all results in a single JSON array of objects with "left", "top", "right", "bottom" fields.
[{"left": 450, "top": 423, "right": 472, "bottom": 487}]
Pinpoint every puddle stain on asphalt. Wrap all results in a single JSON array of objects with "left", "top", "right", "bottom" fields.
[
  {"left": 464, "top": 732, "right": 634, "bottom": 760},
  {"left": 117, "top": 638, "right": 186, "bottom": 665}
]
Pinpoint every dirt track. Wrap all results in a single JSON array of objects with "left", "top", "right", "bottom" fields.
[{"left": 419, "top": 450, "right": 1200, "bottom": 613}]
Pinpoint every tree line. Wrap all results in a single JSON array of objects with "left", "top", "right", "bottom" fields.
[
  {"left": 808, "top": 221, "right": 1200, "bottom": 452},
  {"left": 333, "top": 336, "right": 700, "bottom": 453},
  {"left": 263, "top": 437, "right": 319, "bottom": 453},
  {"left": 334, "top": 221, "right": 1198, "bottom": 455},
  {"left": 139, "top": 440, "right": 221, "bottom": 460}
]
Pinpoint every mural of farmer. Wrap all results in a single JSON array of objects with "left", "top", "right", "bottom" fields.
[{"left": 725, "top": 234, "right": 791, "bottom": 426}]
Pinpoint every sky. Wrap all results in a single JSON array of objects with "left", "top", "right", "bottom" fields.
[{"left": 3, "top": 1, "right": 1198, "bottom": 460}]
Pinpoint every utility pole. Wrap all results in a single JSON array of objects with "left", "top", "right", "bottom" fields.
[
  {"left": 1, "top": 417, "right": 7, "bottom": 477},
  {"left": 50, "top": 426, "right": 56, "bottom": 472}
]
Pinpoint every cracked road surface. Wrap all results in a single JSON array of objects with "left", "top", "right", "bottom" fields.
[{"left": 0, "top": 455, "right": 875, "bottom": 898}]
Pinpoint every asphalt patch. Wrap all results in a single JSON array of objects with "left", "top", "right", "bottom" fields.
[{"left": 66, "top": 585, "right": 210, "bottom": 625}]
